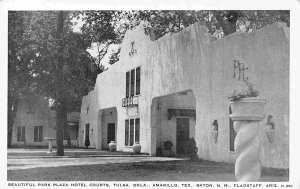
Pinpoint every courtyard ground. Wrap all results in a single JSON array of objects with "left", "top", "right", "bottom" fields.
[{"left": 7, "top": 148, "right": 289, "bottom": 181}]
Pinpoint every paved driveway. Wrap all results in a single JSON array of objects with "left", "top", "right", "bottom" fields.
[{"left": 7, "top": 148, "right": 185, "bottom": 170}]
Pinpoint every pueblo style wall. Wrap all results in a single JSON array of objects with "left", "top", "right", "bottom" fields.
[{"left": 79, "top": 22, "right": 289, "bottom": 169}]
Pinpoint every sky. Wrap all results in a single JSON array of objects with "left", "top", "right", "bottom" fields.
[{"left": 72, "top": 16, "right": 116, "bottom": 69}]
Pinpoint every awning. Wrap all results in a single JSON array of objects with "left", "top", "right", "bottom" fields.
[{"left": 167, "top": 108, "right": 196, "bottom": 120}]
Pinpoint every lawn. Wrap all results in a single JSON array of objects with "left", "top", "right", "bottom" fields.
[{"left": 7, "top": 160, "right": 289, "bottom": 181}]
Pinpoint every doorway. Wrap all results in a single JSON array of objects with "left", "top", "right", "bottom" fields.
[
  {"left": 107, "top": 123, "right": 116, "bottom": 144},
  {"left": 85, "top": 124, "right": 89, "bottom": 139},
  {"left": 176, "top": 118, "right": 190, "bottom": 155},
  {"left": 85, "top": 124, "right": 90, "bottom": 147}
]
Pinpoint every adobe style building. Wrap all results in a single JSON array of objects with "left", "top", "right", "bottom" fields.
[
  {"left": 78, "top": 22, "right": 289, "bottom": 169},
  {"left": 11, "top": 94, "right": 80, "bottom": 147}
]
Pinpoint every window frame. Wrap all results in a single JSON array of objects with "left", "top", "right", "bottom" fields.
[
  {"left": 34, "top": 126, "right": 43, "bottom": 142},
  {"left": 125, "top": 67, "right": 141, "bottom": 97},
  {"left": 17, "top": 126, "right": 25, "bottom": 142},
  {"left": 135, "top": 67, "right": 140, "bottom": 95},
  {"left": 125, "top": 118, "right": 140, "bottom": 147}
]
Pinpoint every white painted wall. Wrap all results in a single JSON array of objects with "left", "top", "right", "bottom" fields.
[
  {"left": 12, "top": 95, "right": 56, "bottom": 146},
  {"left": 79, "top": 90, "right": 99, "bottom": 148},
  {"left": 79, "top": 22, "right": 289, "bottom": 168},
  {"left": 154, "top": 91, "right": 196, "bottom": 155}
]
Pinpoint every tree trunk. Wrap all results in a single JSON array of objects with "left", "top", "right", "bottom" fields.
[
  {"left": 56, "top": 11, "right": 65, "bottom": 156},
  {"left": 7, "top": 94, "right": 19, "bottom": 147}
]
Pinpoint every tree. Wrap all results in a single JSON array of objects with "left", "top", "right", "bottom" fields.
[
  {"left": 74, "top": 11, "right": 122, "bottom": 67},
  {"left": 77, "top": 10, "right": 289, "bottom": 66},
  {"left": 8, "top": 11, "right": 36, "bottom": 147},
  {"left": 125, "top": 10, "right": 289, "bottom": 39},
  {"left": 55, "top": 11, "right": 65, "bottom": 156},
  {"left": 8, "top": 11, "right": 98, "bottom": 150}
]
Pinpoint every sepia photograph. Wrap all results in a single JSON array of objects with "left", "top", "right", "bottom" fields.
[{"left": 2, "top": 0, "right": 300, "bottom": 188}]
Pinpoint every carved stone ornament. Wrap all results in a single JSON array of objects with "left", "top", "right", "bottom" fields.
[{"left": 230, "top": 98, "right": 266, "bottom": 181}]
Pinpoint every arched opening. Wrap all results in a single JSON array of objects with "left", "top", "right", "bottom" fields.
[
  {"left": 98, "top": 107, "right": 118, "bottom": 150},
  {"left": 151, "top": 89, "right": 196, "bottom": 156}
]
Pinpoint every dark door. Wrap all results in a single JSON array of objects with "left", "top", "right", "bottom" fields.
[
  {"left": 107, "top": 123, "right": 116, "bottom": 144},
  {"left": 176, "top": 118, "right": 190, "bottom": 155},
  {"left": 85, "top": 124, "right": 90, "bottom": 147},
  {"left": 85, "top": 124, "right": 89, "bottom": 139}
]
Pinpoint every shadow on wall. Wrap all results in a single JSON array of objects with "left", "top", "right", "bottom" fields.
[
  {"left": 99, "top": 107, "right": 118, "bottom": 150},
  {"left": 151, "top": 89, "right": 197, "bottom": 157}
]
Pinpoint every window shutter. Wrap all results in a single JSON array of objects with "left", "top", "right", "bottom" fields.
[
  {"left": 39, "top": 126, "right": 43, "bottom": 142},
  {"left": 34, "top": 126, "right": 38, "bottom": 142},
  {"left": 136, "top": 67, "right": 140, "bottom": 95},
  {"left": 125, "top": 120, "right": 129, "bottom": 146},
  {"left": 129, "top": 119, "right": 134, "bottom": 146},
  {"left": 21, "top": 126, "right": 25, "bottom": 142},
  {"left": 126, "top": 71, "right": 130, "bottom": 97},
  {"left": 17, "top": 126, "right": 21, "bottom": 142},
  {"left": 22, "top": 127, "right": 25, "bottom": 142},
  {"left": 135, "top": 118, "right": 140, "bottom": 143},
  {"left": 130, "top": 69, "right": 135, "bottom": 96}
]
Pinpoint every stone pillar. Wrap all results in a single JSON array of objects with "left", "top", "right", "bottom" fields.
[
  {"left": 230, "top": 98, "right": 266, "bottom": 182},
  {"left": 233, "top": 120, "right": 261, "bottom": 181},
  {"left": 45, "top": 138, "right": 55, "bottom": 154},
  {"left": 48, "top": 140, "right": 53, "bottom": 153}
]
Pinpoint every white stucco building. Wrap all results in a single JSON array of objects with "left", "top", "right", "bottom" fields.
[
  {"left": 78, "top": 22, "right": 289, "bottom": 169},
  {"left": 12, "top": 94, "right": 80, "bottom": 147}
]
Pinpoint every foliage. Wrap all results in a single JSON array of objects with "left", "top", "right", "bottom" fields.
[
  {"left": 108, "top": 47, "right": 121, "bottom": 65},
  {"left": 8, "top": 11, "right": 97, "bottom": 111},
  {"left": 186, "top": 137, "right": 198, "bottom": 160},
  {"left": 162, "top": 141, "right": 173, "bottom": 150},
  {"left": 72, "top": 11, "right": 123, "bottom": 66},
  {"left": 75, "top": 10, "right": 289, "bottom": 65},
  {"left": 8, "top": 11, "right": 98, "bottom": 147},
  {"left": 130, "top": 10, "right": 289, "bottom": 39},
  {"left": 8, "top": 11, "right": 36, "bottom": 146},
  {"left": 156, "top": 141, "right": 173, "bottom": 157},
  {"left": 228, "top": 82, "right": 259, "bottom": 102},
  {"left": 238, "top": 10, "right": 290, "bottom": 32}
]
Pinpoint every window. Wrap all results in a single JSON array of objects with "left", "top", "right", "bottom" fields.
[
  {"left": 229, "top": 107, "right": 236, "bottom": 151},
  {"left": 136, "top": 67, "right": 140, "bottom": 95},
  {"left": 17, "top": 126, "right": 25, "bottom": 142},
  {"left": 129, "top": 119, "right": 134, "bottom": 146},
  {"left": 126, "top": 72, "right": 130, "bottom": 97},
  {"left": 130, "top": 69, "right": 135, "bottom": 96},
  {"left": 125, "top": 120, "right": 129, "bottom": 146},
  {"left": 34, "top": 126, "right": 43, "bottom": 142},
  {"left": 125, "top": 118, "right": 140, "bottom": 146},
  {"left": 126, "top": 67, "right": 141, "bottom": 97}
]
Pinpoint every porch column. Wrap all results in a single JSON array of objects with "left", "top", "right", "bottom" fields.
[
  {"left": 96, "top": 110, "right": 103, "bottom": 149},
  {"left": 150, "top": 104, "right": 157, "bottom": 156},
  {"left": 230, "top": 98, "right": 266, "bottom": 181}
]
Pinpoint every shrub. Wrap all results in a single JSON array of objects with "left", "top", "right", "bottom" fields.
[
  {"left": 85, "top": 137, "right": 90, "bottom": 148},
  {"left": 228, "top": 82, "right": 259, "bottom": 102},
  {"left": 163, "top": 141, "right": 173, "bottom": 150},
  {"left": 186, "top": 137, "right": 198, "bottom": 160}
]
